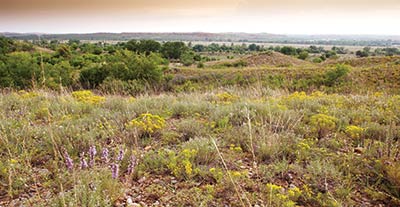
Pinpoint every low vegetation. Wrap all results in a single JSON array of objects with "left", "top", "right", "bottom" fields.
[{"left": 0, "top": 36, "right": 399, "bottom": 206}]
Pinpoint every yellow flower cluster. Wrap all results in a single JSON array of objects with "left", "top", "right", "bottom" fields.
[
  {"left": 167, "top": 149, "right": 198, "bottom": 179},
  {"left": 71, "top": 90, "right": 105, "bottom": 104},
  {"left": 209, "top": 167, "right": 224, "bottom": 182},
  {"left": 229, "top": 144, "right": 243, "bottom": 153},
  {"left": 215, "top": 92, "right": 239, "bottom": 104},
  {"left": 310, "top": 114, "right": 337, "bottom": 132},
  {"left": 345, "top": 125, "right": 365, "bottom": 139},
  {"left": 18, "top": 90, "right": 39, "bottom": 99},
  {"left": 266, "top": 183, "right": 302, "bottom": 207},
  {"left": 129, "top": 113, "right": 166, "bottom": 134}
]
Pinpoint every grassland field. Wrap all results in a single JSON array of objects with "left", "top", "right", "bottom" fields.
[{"left": 0, "top": 44, "right": 400, "bottom": 206}]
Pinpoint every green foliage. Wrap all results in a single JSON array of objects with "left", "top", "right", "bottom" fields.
[
  {"left": 80, "top": 51, "right": 163, "bottom": 88},
  {"left": 309, "top": 114, "right": 337, "bottom": 139},
  {"left": 0, "top": 52, "right": 40, "bottom": 88},
  {"left": 323, "top": 64, "right": 350, "bottom": 87},
  {"left": 180, "top": 51, "right": 195, "bottom": 66},
  {"left": 313, "top": 57, "right": 323, "bottom": 63},
  {"left": 80, "top": 64, "right": 110, "bottom": 88},
  {"left": 298, "top": 51, "right": 309, "bottom": 60},
  {"left": 0, "top": 36, "right": 15, "bottom": 55},
  {"left": 55, "top": 44, "right": 72, "bottom": 58},
  {"left": 162, "top": 41, "right": 188, "bottom": 59},
  {"left": 125, "top": 39, "right": 161, "bottom": 55}
]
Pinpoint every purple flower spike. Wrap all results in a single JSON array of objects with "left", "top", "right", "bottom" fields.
[
  {"left": 127, "top": 155, "right": 137, "bottom": 175},
  {"left": 80, "top": 152, "right": 88, "bottom": 169},
  {"left": 110, "top": 163, "right": 119, "bottom": 179},
  {"left": 101, "top": 148, "right": 109, "bottom": 163},
  {"left": 89, "top": 146, "right": 97, "bottom": 167},
  {"left": 64, "top": 151, "right": 74, "bottom": 171},
  {"left": 117, "top": 147, "right": 124, "bottom": 162}
]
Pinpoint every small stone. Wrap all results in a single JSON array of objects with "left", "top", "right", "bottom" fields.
[
  {"left": 354, "top": 147, "right": 364, "bottom": 154},
  {"left": 138, "top": 177, "right": 146, "bottom": 183},
  {"left": 139, "top": 201, "right": 148, "bottom": 207},
  {"left": 126, "top": 197, "right": 133, "bottom": 205}
]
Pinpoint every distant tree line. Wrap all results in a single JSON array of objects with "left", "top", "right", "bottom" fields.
[
  {"left": 355, "top": 47, "right": 400, "bottom": 57},
  {"left": 1, "top": 36, "right": 400, "bottom": 93}
]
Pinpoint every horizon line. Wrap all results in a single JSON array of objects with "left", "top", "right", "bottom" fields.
[{"left": 2, "top": 31, "right": 400, "bottom": 37}]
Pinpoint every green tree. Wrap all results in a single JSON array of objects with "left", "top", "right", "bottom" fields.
[
  {"left": 298, "top": 51, "right": 309, "bottom": 60},
  {"left": 180, "top": 51, "right": 195, "bottom": 66},
  {"left": 137, "top": 40, "right": 161, "bottom": 55},
  {"left": 0, "top": 36, "right": 15, "bottom": 55},
  {"left": 162, "top": 42, "right": 188, "bottom": 59},
  {"left": 0, "top": 52, "right": 40, "bottom": 88},
  {"left": 55, "top": 45, "right": 72, "bottom": 58},
  {"left": 280, "top": 46, "right": 297, "bottom": 56},
  {"left": 324, "top": 64, "right": 350, "bottom": 87}
]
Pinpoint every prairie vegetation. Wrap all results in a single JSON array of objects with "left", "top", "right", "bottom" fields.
[{"left": 0, "top": 36, "right": 399, "bottom": 206}]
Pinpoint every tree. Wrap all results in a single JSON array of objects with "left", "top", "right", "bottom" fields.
[
  {"left": 298, "top": 51, "right": 309, "bottom": 60},
  {"left": 0, "top": 36, "right": 15, "bottom": 55},
  {"left": 80, "top": 65, "right": 110, "bottom": 88},
  {"left": 324, "top": 64, "right": 350, "bottom": 87},
  {"left": 324, "top": 50, "right": 337, "bottom": 59},
  {"left": 161, "top": 42, "right": 188, "bottom": 59},
  {"left": 125, "top": 40, "right": 139, "bottom": 52},
  {"left": 280, "top": 46, "right": 297, "bottom": 56},
  {"left": 248, "top": 44, "right": 260, "bottom": 51},
  {"left": 0, "top": 52, "right": 40, "bottom": 88},
  {"left": 55, "top": 45, "right": 72, "bottom": 58},
  {"left": 137, "top": 40, "right": 161, "bottom": 55},
  {"left": 193, "top": 44, "right": 205, "bottom": 52},
  {"left": 180, "top": 51, "right": 195, "bottom": 66},
  {"left": 356, "top": 50, "right": 369, "bottom": 58}
]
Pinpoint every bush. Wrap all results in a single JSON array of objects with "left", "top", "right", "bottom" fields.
[
  {"left": 324, "top": 64, "right": 350, "bottom": 87},
  {"left": 0, "top": 52, "right": 40, "bottom": 88},
  {"left": 309, "top": 114, "right": 337, "bottom": 139},
  {"left": 298, "top": 51, "right": 309, "bottom": 60}
]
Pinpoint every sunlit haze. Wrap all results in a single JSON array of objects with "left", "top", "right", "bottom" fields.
[{"left": 1, "top": 0, "right": 399, "bottom": 34}]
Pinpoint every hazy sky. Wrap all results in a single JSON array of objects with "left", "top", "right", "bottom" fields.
[{"left": 1, "top": 0, "right": 399, "bottom": 34}]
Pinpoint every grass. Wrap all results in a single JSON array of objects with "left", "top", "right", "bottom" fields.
[{"left": 0, "top": 86, "right": 399, "bottom": 206}]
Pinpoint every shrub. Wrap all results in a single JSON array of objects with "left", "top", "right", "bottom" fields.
[
  {"left": 72, "top": 90, "right": 105, "bottom": 104},
  {"left": 313, "top": 57, "right": 323, "bottom": 63},
  {"left": 166, "top": 149, "right": 199, "bottom": 180},
  {"left": 265, "top": 183, "right": 302, "bottom": 207},
  {"left": 345, "top": 125, "right": 365, "bottom": 139},
  {"left": 324, "top": 64, "right": 350, "bottom": 87},
  {"left": 309, "top": 114, "right": 337, "bottom": 139},
  {"left": 215, "top": 92, "right": 239, "bottom": 104},
  {"left": 182, "top": 137, "right": 217, "bottom": 165},
  {"left": 298, "top": 51, "right": 309, "bottom": 60},
  {"left": 128, "top": 113, "right": 166, "bottom": 134}
]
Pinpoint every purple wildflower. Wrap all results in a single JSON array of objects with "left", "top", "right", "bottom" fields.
[
  {"left": 64, "top": 151, "right": 74, "bottom": 171},
  {"left": 88, "top": 145, "right": 97, "bottom": 167},
  {"left": 117, "top": 147, "right": 124, "bottom": 162},
  {"left": 127, "top": 155, "right": 137, "bottom": 175},
  {"left": 80, "top": 152, "right": 88, "bottom": 169},
  {"left": 110, "top": 163, "right": 119, "bottom": 179},
  {"left": 101, "top": 148, "right": 109, "bottom": 163}
]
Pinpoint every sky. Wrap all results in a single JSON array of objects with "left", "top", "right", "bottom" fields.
[{"left": 1, "top": 0, "right": 400, "bottom": 35}]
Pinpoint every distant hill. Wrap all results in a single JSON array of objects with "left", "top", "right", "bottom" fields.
[
  {"left": 0, "top": 32, "right": 285, "bottom": 42},
  {"left": 1, "top": 32, "right": 400, "bottom": 46}
]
